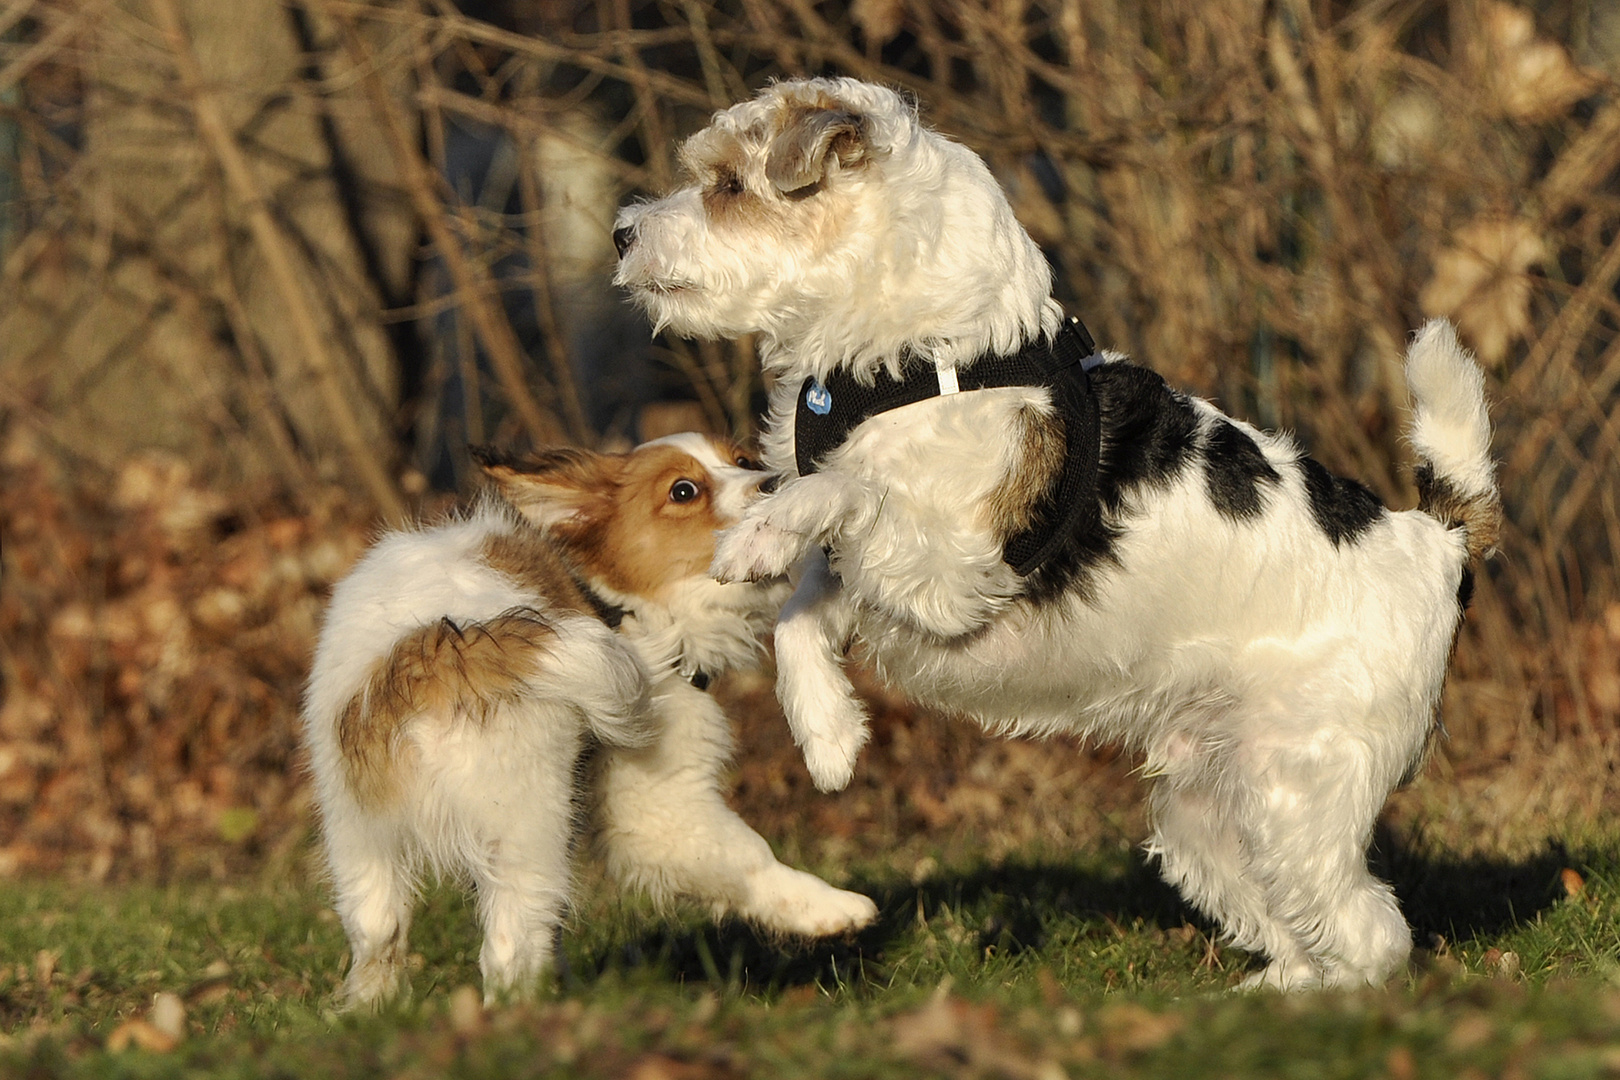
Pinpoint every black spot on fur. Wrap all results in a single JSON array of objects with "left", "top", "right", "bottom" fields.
[
  {"left": 1457, "top": 565, "right": 1475, "bottom": 611},
  {"left": 1204, "top": 420, "right": 1280, "bottom": 521},
  {"left": 1413, "top": 463, "right": 1441, "bottom": 504},
  {"left": 1022, "top": 363, "right": 1197, "bottom": 604},
  {"left": 1299, "top": 457, "right": 1386, "bottom": 546},
  {"left": 1093, "top": 365, "right": 1200, "bottom": 513}
]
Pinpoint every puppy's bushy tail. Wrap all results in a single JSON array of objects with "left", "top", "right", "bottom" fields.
[{"left": 1405, "top": 319, "right": 1500, "bottom": 562}]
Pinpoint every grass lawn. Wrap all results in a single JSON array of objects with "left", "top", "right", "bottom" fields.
[{"left": 3, "top": 835, "right": 1620, "bottom": 1079}]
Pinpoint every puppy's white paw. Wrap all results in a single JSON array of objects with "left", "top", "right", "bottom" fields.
[
  {"left": 802, "top": 885, "right": 881, "bottom": 936},
  {"left": 801, "top": 729, "right": 862, "bottom": 792},
  {"left": 341, "top": 954, "right": 406, "bottom": 1012},
  {"left": 711, "top": 515, "right": 804, "bottom": 584},
  {"left": 745, "top": 865, "right": 879, "bottom": 937}
]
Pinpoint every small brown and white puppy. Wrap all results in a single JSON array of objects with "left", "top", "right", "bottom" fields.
[{"left": 303, "top": 433, "right": 878, "bottom": 1008}]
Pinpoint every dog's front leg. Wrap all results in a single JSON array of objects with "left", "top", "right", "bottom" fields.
[
  {"left": 775, "top": 550, "right": 871, "bottom": 792},
  {"left": 595, "top": 684, "right": 878, "bottom": 937},
  {"left": 711, "top": 472, "right": 860, "bottom": 584}
]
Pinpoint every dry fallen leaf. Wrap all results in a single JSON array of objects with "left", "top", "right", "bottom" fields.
[
  {"left": 1096, "top": 1002, "right": 1184, "bottom": 1055},
  {"left": 33, "top": 950, "right": 56, "bottom": 986},
  {"left": 1446, "top": 1011, "right": 1497, "bottom": 1052},
  {"left": 1481, "top": 2, "right": 1601, "bottom": 122},
  {"left": 1420, "top": 216, "right": 1546, "bottom": 366},
  {"left": 1482, "top": 947, "right": 1521, "bottom": 978},
  {"left": 149, "top": 992, "right": 187, "bottom": 1043},
  {"left": 448, "top": 985, "right": 485, "bottom": 1037},
  {"left": 893, "top": 993, "right": 1055, "bottom": 1078},
  {"left": 1386, "top": 1044, "right": 1417, "bottom": 1080},
  {"left": 107, "top": 1020, "right": 179, "bottom": 1054},
  {"left": 851, "top": 0, "right": 905, "bottom": 48},
  {"left": 1372, "top": 90, "right": 1442, "bottom": 170},
  {"left": 1561, "top": 867, "right": 1586, "bottom": 896},
  {"left": 624, "top": 1053, "right": 743, "bottom": 1080}
]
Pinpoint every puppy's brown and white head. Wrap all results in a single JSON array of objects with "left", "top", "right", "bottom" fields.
[{"left": 474, "top": 431, "right": 780, "bottom": 611}]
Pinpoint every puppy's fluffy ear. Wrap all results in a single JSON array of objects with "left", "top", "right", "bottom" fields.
[
  {"left": 766, "top": 108, "right": 869, "bottom": 195},
  {"left": 471, "top": 445, "right": 615, "bottom": 537}
]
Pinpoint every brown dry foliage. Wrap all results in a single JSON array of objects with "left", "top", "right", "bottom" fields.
[
  {"left": 1, "top": 0, "right": 1618, "bottom": 875},
  {"left": 0, "top": 421, "right": 378, "bottom": 877}
]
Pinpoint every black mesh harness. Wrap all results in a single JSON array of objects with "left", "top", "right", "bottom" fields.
[{"left": 793, "top": 316, "right": 1104, "bottom": 577}]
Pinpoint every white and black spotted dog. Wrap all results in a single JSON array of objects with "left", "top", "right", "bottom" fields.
[{"left": 614, "top": 77, "right": 1499, "bottom": 990}]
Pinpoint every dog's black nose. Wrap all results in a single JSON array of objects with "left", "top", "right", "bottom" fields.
[
  {"left": 613, "top": 225, "right": 636, "bottom": 258},
  {"left": 758, "top": 474, "right": 780, "bottom": 495}
]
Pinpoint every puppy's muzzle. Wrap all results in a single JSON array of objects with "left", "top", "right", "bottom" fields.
[{"left": 613, "top": 224, "right": 637, "bottom": 257}]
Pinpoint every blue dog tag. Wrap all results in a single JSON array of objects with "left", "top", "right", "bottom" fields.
[{"left": 805, "top": 379, "right": 833, "bottom": 415}]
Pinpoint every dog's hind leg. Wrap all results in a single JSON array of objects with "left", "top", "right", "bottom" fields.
[
  {"left": 1231, "top": 734, "right": 1413, "bottom": 990},
  {"left": 1146, "top": 778, "right": 1316, "bottom": 988},
  {"left": 594, "top": 681, "right": 878, "bottom": 937},
  {"left": 472, "top": 854, "right": 571, "bottom": 1003},
  {"left": 466, "top": 792, "right": 575, "bottom": 1002},
  {"left": 775, "top": 550, "right": 871, "bottom": 792},
  {"left": 1297, "top": 867, "right": 1410, "bottom": 988},
  {"left": 327, "top": 818, "right": 417, "bottom": 1009}
]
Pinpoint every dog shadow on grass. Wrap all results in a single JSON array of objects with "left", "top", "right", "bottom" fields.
[
  {"left": 575, "top": 834, "right": 1581, "bottom": 995},
  {"left": 1373, "top": 824, "right": 1579, "bottom": 947},
  {"left": 577, "top": 854, "right": 1192, "bottom": 994}
]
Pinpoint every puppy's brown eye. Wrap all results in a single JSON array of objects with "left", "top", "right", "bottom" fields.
[
  {"left": 670, "top": 479, "right": 701, "bottom": 503},
  {"left": 711, "top": 172, "right": 744, "bottom": 198}
]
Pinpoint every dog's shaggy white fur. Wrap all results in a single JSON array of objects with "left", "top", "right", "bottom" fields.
[
  {"left": 305, "top": 433, "right": 877, "bottom": 1008},
  {"left": 615, "top": 78, "right": 1500, "bottom": 990}
]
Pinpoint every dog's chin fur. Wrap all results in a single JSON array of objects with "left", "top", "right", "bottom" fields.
[
  {"left": 304, "top": 434, "right": 874, "bottom": 1010},
  {"left": 618, "top": 78, "right": 1502, "bottom": 992}
]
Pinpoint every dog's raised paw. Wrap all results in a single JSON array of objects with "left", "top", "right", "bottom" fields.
[
  {"left": 807, "top": 887, "right": 880, "bottom": 935},
  {"left": 787, "top": 696, "right": 870, "bottom": 792},
  {"left": 801, "top": 731, "right": 861, "bottom": 792},
  {"left": 745, "top": 866, "right": 879, "bottom": 936},
  {"left": 711, "top": 516, "right": 805, "bottom": 583}
]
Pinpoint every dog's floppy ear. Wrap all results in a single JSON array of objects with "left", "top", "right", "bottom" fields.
[
  {"left": 472, "top": 445, "right": 616, "bottom": 538},
  {"left": 765, "top": 108, "right": 870, "bottom": 196}
]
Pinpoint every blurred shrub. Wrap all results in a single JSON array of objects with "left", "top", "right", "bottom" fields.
[{"left": 0, "top": 0, "right": 1616, "bottom": 873}]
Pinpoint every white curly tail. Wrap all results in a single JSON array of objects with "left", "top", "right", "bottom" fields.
[{"left": 1405, "top": 319, "right": 1501, "bottom": 561}]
